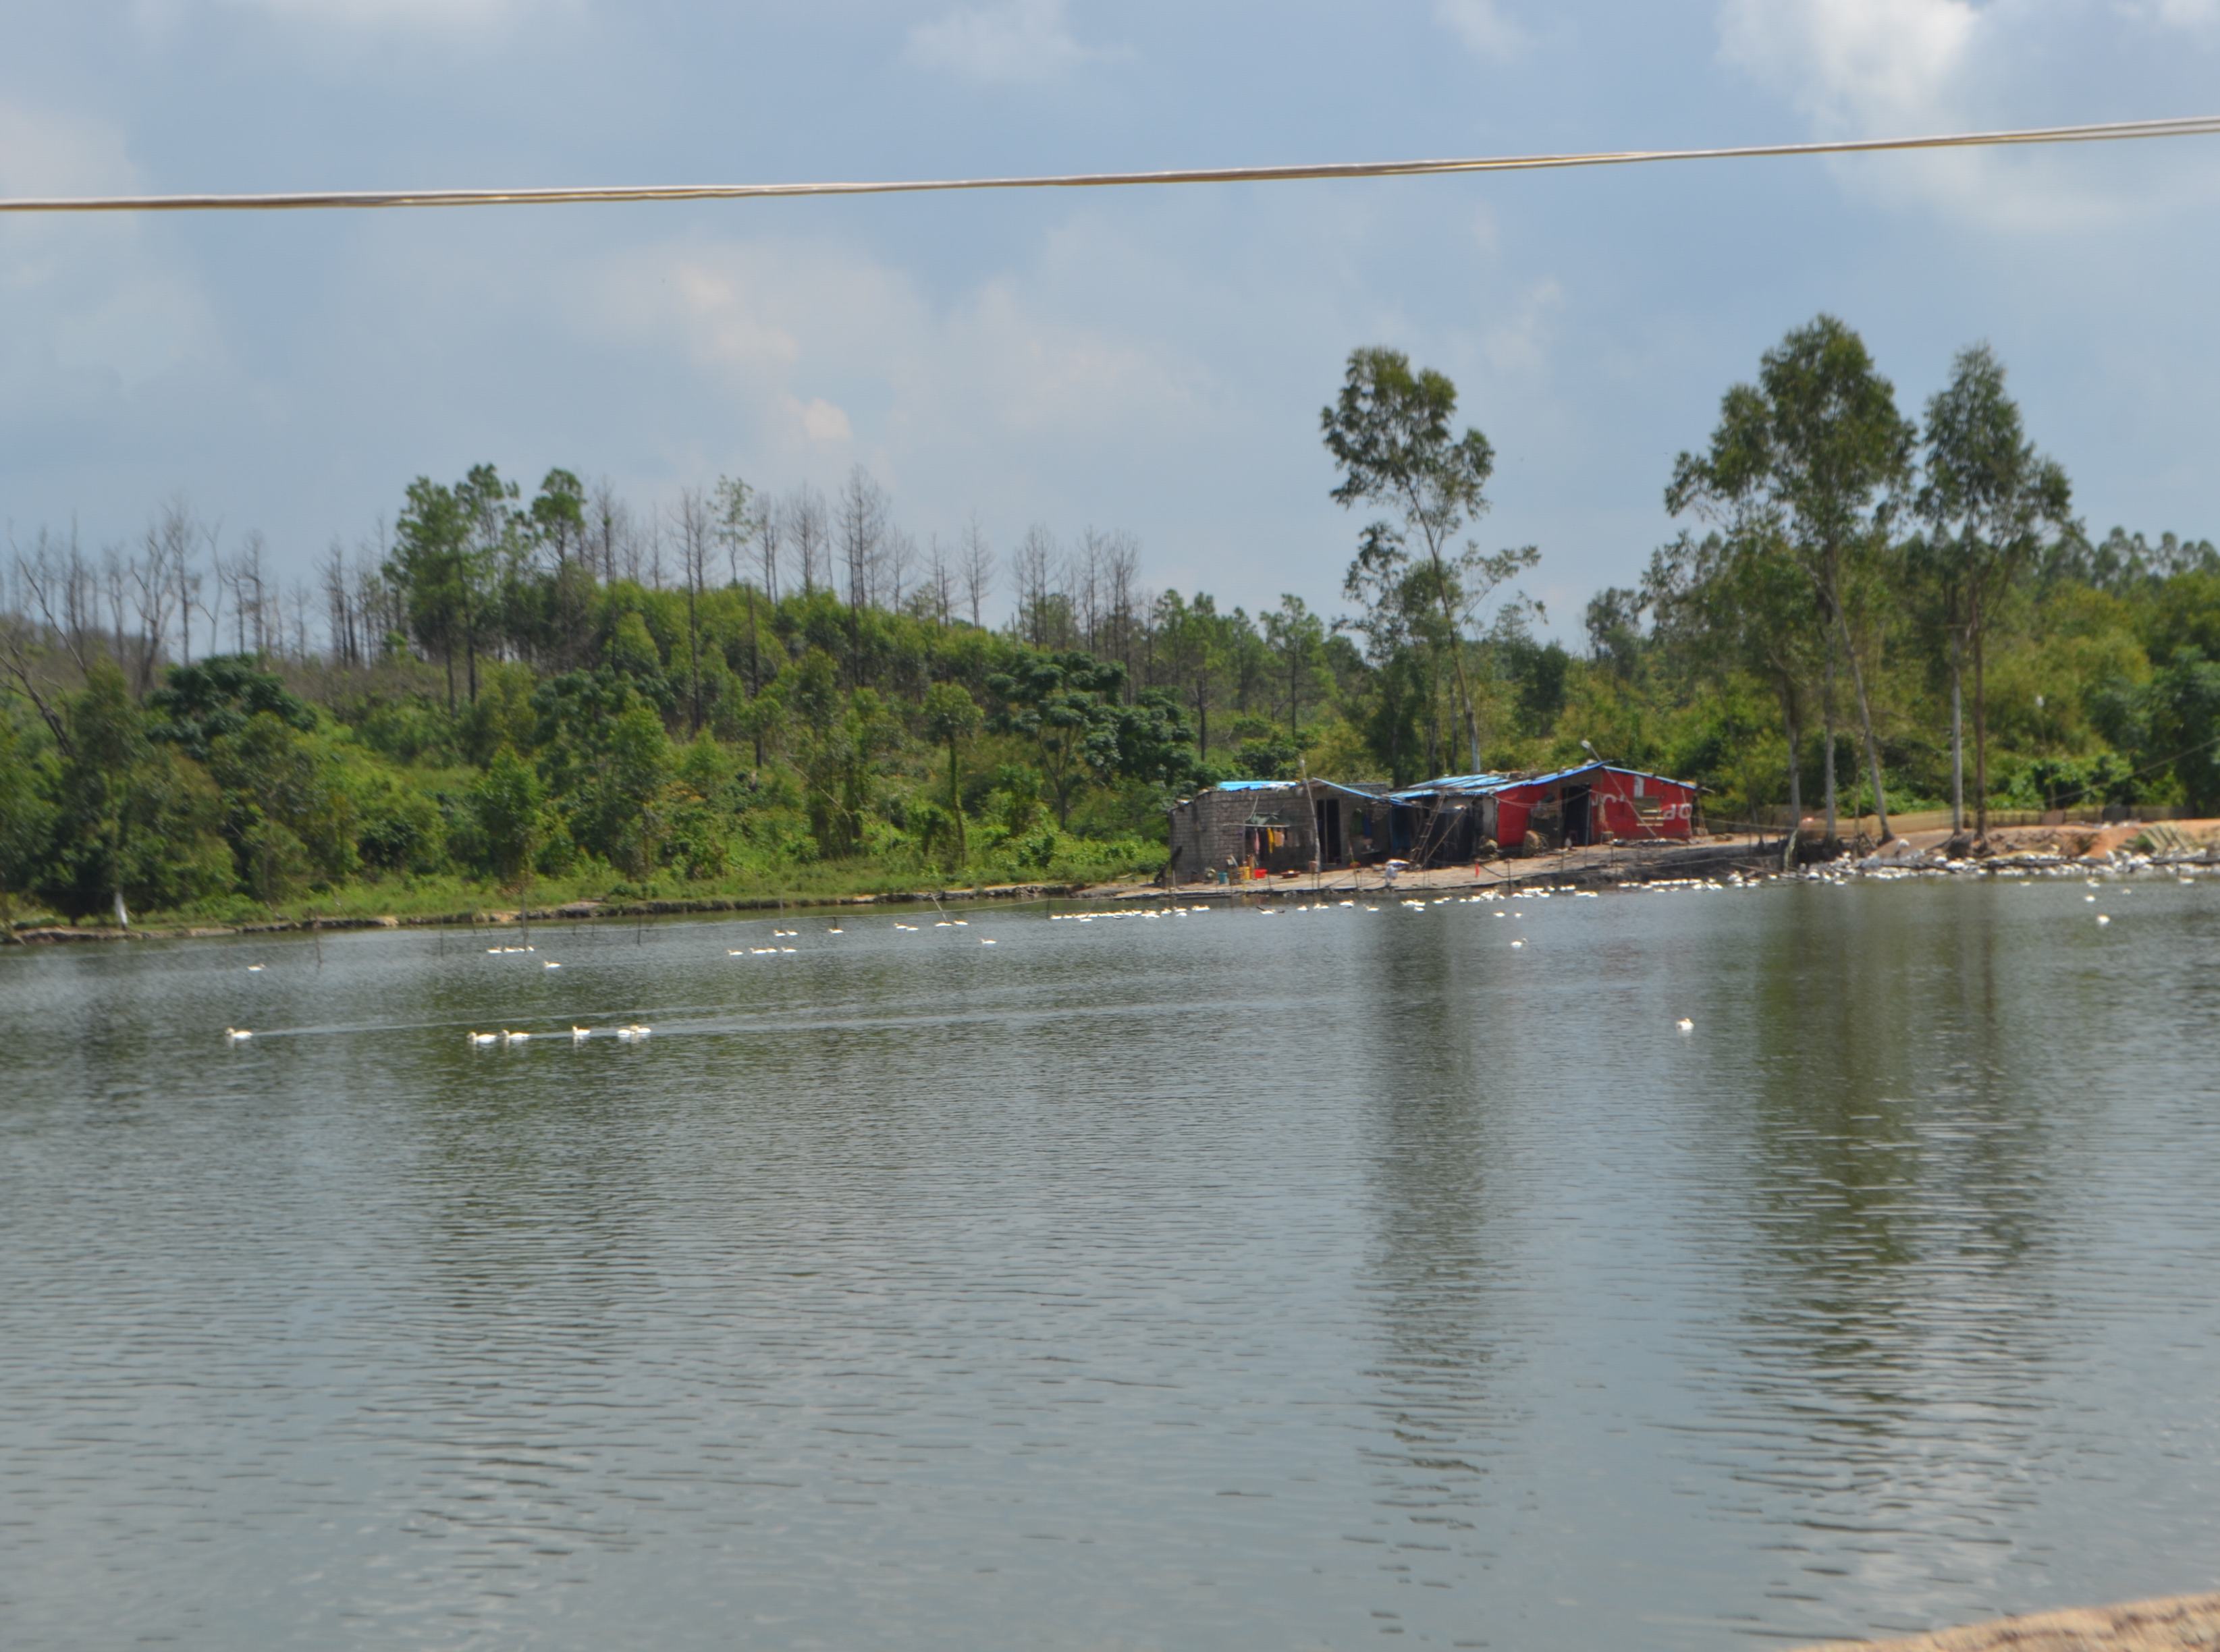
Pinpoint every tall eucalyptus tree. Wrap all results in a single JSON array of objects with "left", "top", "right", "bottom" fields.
[
  {"left": 1324, "top": 348, "right": 1533, "bottom": 775},
  {"left": 1916, "top": 343, "right": 2072, "bottom": 839},
  {"left": 1669, "top": 316, "right": 1914, "bottom": 843}
]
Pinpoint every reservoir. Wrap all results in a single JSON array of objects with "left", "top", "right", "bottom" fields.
[{"left": 5, "top": 877, "right": 2219, "bottom": 1649}]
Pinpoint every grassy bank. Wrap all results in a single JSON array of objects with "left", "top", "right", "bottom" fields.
[{"left": 2, "top": 834, "right": 1161, "bottom": 939}]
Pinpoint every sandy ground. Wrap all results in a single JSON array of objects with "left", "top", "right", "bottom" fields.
[
  {"left": 1795, "top": 1591, "right": 2220, "bottom": 1650},
  {"left": 1885, "top": 820, "right": 2220, "bottom": 861}
]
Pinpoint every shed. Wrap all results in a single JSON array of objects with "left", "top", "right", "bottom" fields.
[
  {"left": 1166, "top": 778, "right": 1390, "bottom": 881},
  {"left": 1385, "top": 762, "right": 1701, "bottom": 860}
]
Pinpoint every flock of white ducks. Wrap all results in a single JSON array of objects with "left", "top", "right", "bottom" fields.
[
  {"left": 236, "top": 866, "right": 2186, "bottom": 1049},
  {"left": 465, "top": 1022, "right": 650, "bottom": 1045}
]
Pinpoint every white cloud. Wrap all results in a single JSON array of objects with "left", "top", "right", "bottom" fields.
[
  {"left": 1716, "top": 0, "right": 1978, "bottom": 133},
  {"left": 1713, "top": 0, "right": 2220, "bottom": 230},
  {"left": 2138, "top": 0, "right": 2220, "bottom": 28},
  {"left": 905, "top": 0, "right": 1109, "bottom": 84},
  {"left": 798, "top": 398, "right": 852, "bottom": 442},
  {"left": 1434, "top": 0, "right": 1531, "bottom": 62},
  {"left": 570, "top": 230, "right": 1217, "bottom": 499}
]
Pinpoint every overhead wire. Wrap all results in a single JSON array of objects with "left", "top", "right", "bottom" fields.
[{"left": 1, "top": 114, "right": 2217, "bottom": 215}]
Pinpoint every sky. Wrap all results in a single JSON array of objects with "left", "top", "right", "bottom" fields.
[{"left": 3, "top": 0, "right": 2219, "bottom": 640}]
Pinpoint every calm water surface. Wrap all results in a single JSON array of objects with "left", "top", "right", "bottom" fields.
[{"left": 4, "top": 878, "right": 2219, "bottom": 1649}]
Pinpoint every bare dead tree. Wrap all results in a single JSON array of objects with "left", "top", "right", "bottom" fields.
[
  {"left": 147, "top": 498, "right": 200, "bottom": 670},
  {"left": 194, "top": 518, "right": 225, "bottom": 661},
  {"left": 100, "top": 546, "right": 128, "bottom": 666},
  {"left": 3, "top": 531, "right": 78, "bottom": 750},
  {"left": 125, "top": 532, "right": 179, "bottom": 696},
  {"left": 678, "top": 486, "right": 713, "bottom": 732},
  {"left": 353, "top": 534, "right": 402, "bottom": 661},
  {"left": 16, "top": 527, "right": 98, "bottom": 680},
  {"left": 322, "top": 541, "right": 355, "bottom": 665},
  {"left": 836, "top": 465, "right": 886, "bottom": 613},
  {"left": 1010, "top": 524, "right": 1058, "bottom": 647},
  {"left": 239, "top": 532, "right": 271, "bottom": 656},
  {"left": 754, "top": 497, "right": 782, "bottom": 607},
  {"left": 786, "top": 486, "right": 828, "bottom": 599},
  {"left": 1075, "top": 528, "right": 1115, "bottom": 653},
  {"left": 1104, "top": 530, "right": 1144, "bottom": 690},
  {"left": 925, "top": 533, "right": 954, "bottom": 625},
  {"left": 643, "top": 504, "right": 667, "bottom": 591},
  {"left": 883, "top": 525, "right": 916, "bottom": 615},
  {"left": 289, "top": 580, "right": 313, "bottom": 662},
  {"left": 960, "top": 514, "right": 994, "bottom": 629},
  {"left": 756, "top": 497, "right": 782, "bottom": 607},
  {"left": 590, "top": 478, "right": 626, "bottom": 584}
]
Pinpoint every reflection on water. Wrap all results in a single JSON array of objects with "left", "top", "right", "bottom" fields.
[{"left": 4, "top": 881, "right": 2220, "bottom": 1649}]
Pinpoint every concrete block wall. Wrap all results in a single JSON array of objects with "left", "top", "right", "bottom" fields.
[{"left": 1167, "top": 786, "right": 1313, "bottom": 879}]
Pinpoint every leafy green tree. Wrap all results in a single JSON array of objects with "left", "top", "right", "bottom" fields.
[
  {"left": 1110, "top": 689, "right": 1199, "bottom": 794},
  {"left": 205, "top": 714, "right": 358, "bottom": 895},
  {"left": 0, "top": 712, "right": 56, "bottom": 927},
  {"left": 987, "top": 653, "right": 1133, "bottom": 827},
  {"left": 1262, "top": 594, "right": 1330, "bottom": 741},
  {"left": 1323, "top": 347, "right": 1536, "bottom": 772},
  {"left": 522, "top": 468, "right": 593, "bottom": 665},
  {"left": 1583, "top": 588, "right": 1647, "bottom": 679},
  {"left": 2144, "top": 649, "right": 2220, "bottom": 812},
  {"left": 1916, "top": 343, "right": 2074, "bottom": 837},
  {"left": 921, "top": 680, "right": 982, "bottom": 865},
  {"left": 472, "top": 746, "right": 545, "bottom": 887},
  {"left": 386, "top": 464, "right": 520, "bottom": 709},
  {"left": 1669, "top": 315, "right": 1915, "bottom": 840},
  {"left": 529, "top": 469, "right": 587, "bottom": 571},
  {"left": 1151, "top": 591, "right": 1228, "bottom": 756},
  {"left": 45, "top": 662, "right": 230, "bottom": 919},
  {"left": 388, "top": 478, "right": 473, "bottom": 711},
  {"left": 147, "top": 655, "right": 315, "bottom": 764},
  {"left": 1648, "top": 528, "right": 1826, "bottom": 822}
]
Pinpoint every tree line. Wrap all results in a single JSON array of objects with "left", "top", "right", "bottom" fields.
[{"left": 3, "top": 320, "right": 2216, "bottom": 924}]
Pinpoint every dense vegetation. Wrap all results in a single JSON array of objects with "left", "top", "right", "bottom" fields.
[{"left": 2, "top": 316, "right": 2216, "bottom": 928}]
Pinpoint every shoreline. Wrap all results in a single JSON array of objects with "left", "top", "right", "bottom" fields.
[
  {"left": 0, "top": 880, "right": 1080, "bottom": 946},
  {"left": 1794, "top": 1589, "right": 2220, "bottom": 1650},
  {"left": 9, "top": 824, "right": 2217, "bottom": 947}
]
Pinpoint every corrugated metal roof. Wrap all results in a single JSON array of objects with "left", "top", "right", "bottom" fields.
[
  {"left": 1508, "top": 761, "right": 1696, "bottom": 791},
  {"left": 1201, "top": 777, "right": 1388, "bottom": 800},
  {"left": 1384, "top": 771, "right": 1515, "bottom": 803},
  {"left": 1386, "top": 761, "right": 1697, "bottom": 804}
]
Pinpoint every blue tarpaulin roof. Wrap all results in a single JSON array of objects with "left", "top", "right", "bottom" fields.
[{"left": 1201, "top": 778, "right": 1385, "bottom": 799}]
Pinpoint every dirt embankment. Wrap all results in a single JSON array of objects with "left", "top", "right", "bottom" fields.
[
  {"left": 1888, "top": 820, "right": 2220, "bottom": 861},
  {"left": 1796, "top": 1590, "right": 2220, "bottom": 1651}
]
